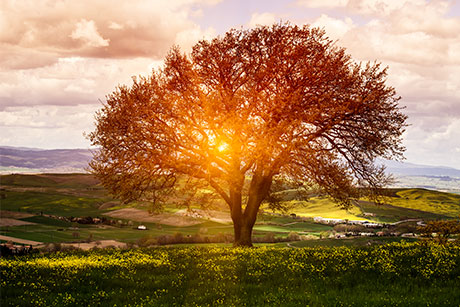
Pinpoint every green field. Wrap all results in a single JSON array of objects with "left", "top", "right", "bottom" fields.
[
  {"left": 1, "top": 173, "right": 459, "bottom": 246},
  {"left": 1, "top": 174, "right": 460, "bottom": 306},
  {"left": 1, "top": 221, "right": 236, "bottom": 245},
  {"left": 271, "top": 198, "right": 366, "bottom": 220},
  {"left": 1, "top": 190, "right": 106, "bottom": 217},
  {"left": 1, "top": 242, "right": 459, "bottom": 306},
  {"left": 355, "top": 199, "right": 450, "bottom": 223},
  {"left": 386, "top": 188, "right": 460, "bottom": 217},
  {"left": 265, "top": 188, "right": 458, "bottom": 223}
]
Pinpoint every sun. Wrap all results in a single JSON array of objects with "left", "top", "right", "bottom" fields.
[{"left": 217, "top": 142, "right": 229, "bottom": 152}]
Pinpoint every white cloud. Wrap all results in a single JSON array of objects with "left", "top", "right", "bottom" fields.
[
  {"left": 0, "top": 0, "right": 218, "bottom": 64},
  {"left": 0, "top": 104, "right": 98, "bottom": 149},
  {"left": 300, "top": 0, "right": 460, "bottom": 168},
  {"left": 108, "top": 22, "right": 124, "bottom": 30},
  {"left": 0, "top": 0, "right": 218, "bottom": 110},
  {"left": 248, "top": 12, "right": 277, "bottom": 28},
  {"left": 346, "top": 0, "right": 425, "bottom": 16},
  {"left": 175, "top": 24, "right": 217, "bottom": 52},
  {"left": 296, "top": 0, "right": 348, "bottom": 8},
  {"left": 297, "top": 0, "right": 428, "bottom": 16},
  {"left": 70, "top": 19, "right": 110, "bottom": 47},
  {"left": 403, "top": 117, "right": 460, "bottom": 168},
  {"left": 312, "top": 14, "right": 355, "bottom": 39},
  {"left": 0, "top": 57, "right": 164, "bottom": 109}
]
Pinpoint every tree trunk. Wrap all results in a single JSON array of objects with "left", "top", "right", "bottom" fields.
[
  {"left": 231, "top": 174, "right": 272, "bottom": 247},
  {"left": 233, "top": 218, "right": 254, "bottom": 247}
]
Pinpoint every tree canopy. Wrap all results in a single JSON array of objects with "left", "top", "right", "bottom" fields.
[{"left": 89, "top": 24, "right": 407, "bottom": 246}]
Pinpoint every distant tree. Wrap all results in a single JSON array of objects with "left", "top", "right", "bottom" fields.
[
  {"left": 419, "top": 220, "right": 460, "bottom": 244},
  {"left": 333, "top": 224, "right": 366, "bottom": 234},
  {"left": 89, "top": 24, "right": 407, "bottom": 246}
]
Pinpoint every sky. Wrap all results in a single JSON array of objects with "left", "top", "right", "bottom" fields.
[{"left": 1, "top": 0, "right": 459, "bottom": 168}]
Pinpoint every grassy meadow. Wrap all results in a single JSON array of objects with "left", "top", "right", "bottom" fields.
[
  {"left": 1, "top": 242, "right": 460, "bottom": 306},
  {"left": 1, "top": 174, "right": 460, "bottom": 306},
  {"left": 386, "top": 188, "right": 460, "bottom": 217}
]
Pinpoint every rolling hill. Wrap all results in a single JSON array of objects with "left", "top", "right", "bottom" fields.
[
  {"left": 381, "top": 159, "right": 460, "bottom": 177},
  {"left": 0, "top": 173, "right": 458, "bottom": 248},
  {"left": 1, "top": 146, "right": 459, "bottom": 193},
  {"left": 0, "top": 146, "right": 92, "bottom": 173}
]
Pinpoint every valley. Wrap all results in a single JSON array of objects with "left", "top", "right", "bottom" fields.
[{"left": 1, "top": 173, "right": 458, "bottom": 249}]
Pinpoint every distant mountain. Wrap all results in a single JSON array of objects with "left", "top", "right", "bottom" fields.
[
  {"left": 380, "top": 159, "right": 460, "bottom": 178},
  {"left": 1, "top": 147, "right": 459, "bottom": 193},
  {"left": 378, "top": 159, "right": 460, "bottom": 194},
  {"left": 0, "top": 146, "right": 92, "bottom": 173}
]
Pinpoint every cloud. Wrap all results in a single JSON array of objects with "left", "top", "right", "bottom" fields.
[
  {"left": 108, "top": 22, "right": 124, "bottom": 30},
  {"left": 0, "top": 0, "right": 221, "bottom": 149},
  {"left": 311, "top": 14, "right": 355, "bottom": 39},
  {"left": 0, "top": 57, "right": 164, "bottom": 110},
  {"left": 346, "top": 0, "right": 425, "bottom": 16},
  {"left": 298, "top": 0, "right": 460, "bottom": 168},
  {"left": 0, "top": 44, "right": 58, "bottom": 70},
  {"left": 248, "top": 12, "right": 277, "bottom": 28},
  {"left": 0, "top": 104, "right": 98, "bottom": 149},
  {"left": 70, "top": 19, "right": 110, "bottom": 48},
  {"left": 297, "top": 0, "right": 428, "bottom": 16},
  {"left": 312, "top": 4, "right": 460, "bottom": 127},
  {"left": 0, "top": 0, "right": 219, "bottom": 66},
  {"left": 305, "top": 2, "right": 460, "bottom": 111},
  {"left": 296, "top": 0, "right": 348, "bottom": 8},
  {"left": 0, "top": 0, "right": 218, "bottom": 109},
  {"left": 403, "top": 117, "right": 460, "bottom": 168},
  {"left": 175, "top": 24, "right": 217, "bottom": 53}
]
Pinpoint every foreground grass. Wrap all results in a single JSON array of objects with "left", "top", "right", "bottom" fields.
[
  {"left": 288, "top": 236, "right": 419, "bottom": 247},
  {"left": 1, "top": 242, "right": 460, "bottom": 306}
]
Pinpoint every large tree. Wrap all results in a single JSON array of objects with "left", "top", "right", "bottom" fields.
[{"left": 89, "top": 24, "right": 407, "bottom": 246}]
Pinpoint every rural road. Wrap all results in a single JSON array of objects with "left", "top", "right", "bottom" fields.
[{"left": 0, "top": 235, "right": 42, "bottom": 245}]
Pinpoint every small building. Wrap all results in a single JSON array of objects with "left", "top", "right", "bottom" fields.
[{"left": 313, "top": 216, "right": 344, "bottom": 225}]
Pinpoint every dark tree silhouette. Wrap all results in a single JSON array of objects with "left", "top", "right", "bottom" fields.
[{"left": 89, "top": 24, "right": 407, "bottom": 246}]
